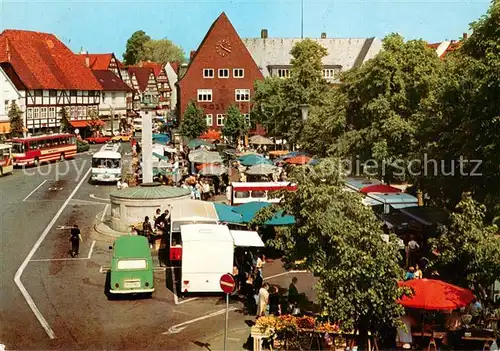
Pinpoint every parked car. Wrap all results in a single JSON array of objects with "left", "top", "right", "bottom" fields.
[
  {"left": 111, "top": 133, "right": 132, "bottom": 143},
  {"left": 76, "top": 140, "right": 90, "bottom": 153},
  {"left": 85, "top": 136, "right": 112, "bottom": 144},
  {"left": 107, "top": 235, "right": 154, "bottom": 299}
]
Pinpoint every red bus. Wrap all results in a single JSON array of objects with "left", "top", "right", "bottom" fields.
[{"left": 10, "top": 134, "right": 77, "bottom": 166}]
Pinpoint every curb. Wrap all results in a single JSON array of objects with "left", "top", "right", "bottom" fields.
[{"left": 94, "top": 223, "right": 127, "bottom": 238}]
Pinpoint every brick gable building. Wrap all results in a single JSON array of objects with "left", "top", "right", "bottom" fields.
[{"left": 178, "top": 12, "right": 263, "bottom": 130}]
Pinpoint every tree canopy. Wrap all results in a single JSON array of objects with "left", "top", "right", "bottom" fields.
[
  {"left": 256, "top": 159, "right": 405, "bottom": 333},
  {"left": 123, "top": 30, "right": 151, "bottom": 65},
  {"left": 252, "top": 39, "right": 330, "bottom": 146},
  {"left": 8, "top": 102, "right": 24, "bottom": 137},
  {"left": 429, "top": 194, "right": 500, "bottom": 294},
  {"left": 123, "top": 31, "right": 185, "bottom": 65},
  {"left": 180, "top": 101, "right": 208, "bottom": 140},
  {"left": 222, "top": 104, "right": 248, "bottom": 144},
  {"left": 59, "top": 107, "right": 72, "bottom": 133}
]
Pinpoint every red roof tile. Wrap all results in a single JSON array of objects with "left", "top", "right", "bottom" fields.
[
  {"left": 92, "top": 70, "right": 132, "bottom": 92},
  {"left": 127, "top": 66, "right": 155, "bottom": 92},
  {"left": 0, "top": 29, "right": 102, "bottom": 90},
  {"left": 139, "top": 61, "right": 163, "bottom": 77},
  {"left": 77, "top": 53, "right": 113, "bottom": 70},
  {"left": 427, "top": 43, "right": 441, "bottom": 49},
  {"left": 169, "top": 61, "right": 179, "bottom": 73}
]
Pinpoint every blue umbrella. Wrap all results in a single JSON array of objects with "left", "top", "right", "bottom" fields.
[
  {"left": 232, "top": 202, "right": 296, "bottom": 225},
  {"left": 308, "top": 159, "right": 320, "bottom": 166},
  {"left": 238, "top": 154, "right": 273, "bottom": 166},
  {"left": 213, "top": 203, "right": 244, "bottom": 224}
]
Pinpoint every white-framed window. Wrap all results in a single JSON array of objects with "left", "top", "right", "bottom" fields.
[
  {"left": 111, "top": 92, "right": 116, "bottom": 104},
  {"left": 206, "top": 114, "right": 213, "bottom": 126},
  {"left": 27, "top": 108, "right": 33, "bottom": 120},
  {"left": 49, "top": 107, "right": 56, "bottom": 118},
  {"left": 40, "top": 107, "right": 47, "bottom": 119},
  {"left": 217, "top": 114, "right": 225, "bottom": 126},
  {"left": 218, "top": 69, "right": 229, "bottom": 78},
  {"left": 243, "top": 113, "right": 251, "bottom": 126},
  {"left": 323, "top": 69, "right": 336, "bottom": 79},
  {"left": 197, "top": 89, "right": 213, "bottom": 102},
  {"left": 34, "top": 107, "right": 40, "bottom": 118},
  {"left": 233, "top": 68, "right": 244, "bottom": 78},
  {"left": 277, "top": 69, "right": 290, "bottom": 78},
  {"left": 203, "top": 68, "right": 214, "bottom": 78},
  {"left": 235, "top": 89, "right": 250, "bottom": 102},
  {"left": 4, "top": 100, "right": 9, "bottom": 113},
  {"left": 78, "top": 106, "right": 84, "bottom": 118}
]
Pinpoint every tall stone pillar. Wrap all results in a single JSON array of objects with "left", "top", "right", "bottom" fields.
[{"left": 141, "top": 110, "right": 153, "bottom": 183}]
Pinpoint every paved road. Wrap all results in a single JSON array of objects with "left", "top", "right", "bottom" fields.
[
  {"left": 0, "top": 142, "right": 317, "bottom": 349},
  {"left": 0, "top": 149, "right": 95, "bottom": 346}
]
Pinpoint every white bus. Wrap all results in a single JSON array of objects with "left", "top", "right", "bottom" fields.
[
  {"left": 0, "top": 144, "right": 13, "bottom": 176},
  {"left": 91, "top": 143, "right": 122, "bottom": 183}
]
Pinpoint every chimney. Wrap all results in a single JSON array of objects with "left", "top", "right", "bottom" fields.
[
  {"left": 190, "top": 50, "right": 196, "bottom": 61},
  {"left": 85, "top": 56, "right": 90, "bottom": 68},
  {"left": 261, "top": 29, "right": 268, "bottom": 39},
  {"left": 463, "top": 32, "right": 468, "bottom": 40},
  {"left": 321, "top": 32, "right": 327, "bottom": 39}
]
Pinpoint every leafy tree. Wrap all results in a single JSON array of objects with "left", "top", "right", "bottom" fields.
[
  {"left": 429, "top": 194, "right": 500, "bottom": 294},
  {"left": 58, "top": 107, "right": 72, "bottom": 133},
  {"left": 87, "top": 109, "right": 102, "bottom": 134},
  {"left": 123, "top": 30, "right": 151, "bottom": 65},
  {"left": 8, "top": 102, "right": 24, "bottom": 137},
  {"left": 420, "top": 1, "right": 500, "bottom": 217},
  {"left": 141, "top": 39, "right": 186, "bottom": 64},
  {"left": 332, "top": 33, "right": 444, "bottom": 182},
  {"left": 300, "top": 89, "right": 347, "bottom": 157},
  {"left": 252, "top": 39, "right": 330, "bottom": 145},
  {"left": 256, "top": 159, "right": 405, "bottom": 337},
  {"left": 222, "top": 104, "right": 248, "bottom": 144},
  {"left": 180, "top": 101, "right": 207, "bottom": 140}
]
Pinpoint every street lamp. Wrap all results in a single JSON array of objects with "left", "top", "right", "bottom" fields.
[{"left": 300, "top": 104, "right": 309, "bottom": 121}]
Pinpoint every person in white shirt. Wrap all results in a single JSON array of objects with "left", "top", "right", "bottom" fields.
[
  {"left": 257, "top": 283, "right": 270, "bottom": 317},
  {"left": 121, "top": 181, "right": 129, "bottom": 189},
  {"left": 226, "top": 183, "right": 232, "bottom": 204}
]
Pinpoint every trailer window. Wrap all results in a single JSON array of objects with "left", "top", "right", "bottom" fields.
[
  {"left": 251, "top": 190, "right": 266, "bottom": 198},
  {"left": 117, "top": 259, "right": 147, "bottom": 270},
  {"left": 235, "top": 191, "right": 250, "bottom": 198}
]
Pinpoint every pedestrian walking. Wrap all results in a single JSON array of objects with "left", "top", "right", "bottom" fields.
[{"left": 69, "top": 225, "right": 83, "bottom": 257}]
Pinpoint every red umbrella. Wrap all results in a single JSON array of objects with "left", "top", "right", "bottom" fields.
[
  {"left": 360, "top": 184, "right": 401, "bottom": 194},
  {"left": 398, "top": 279, "right": 474, "bottom": 310},
  {"left": 199, "top": 129, "right": 221, "bottom": 140},
  {"left": 285, "top": 155, "right": 312, "bottom": 165}
]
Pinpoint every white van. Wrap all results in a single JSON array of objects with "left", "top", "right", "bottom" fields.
[
  {"left": 91, "top": 143, "right": 122, "bottom": 183},
  {"left": 180, "top": 224, "right": 264, "bottom": 293}
]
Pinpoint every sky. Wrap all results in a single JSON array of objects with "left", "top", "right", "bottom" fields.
[{"left": 0, "top": 0, "right": 492, "bottom": 59}]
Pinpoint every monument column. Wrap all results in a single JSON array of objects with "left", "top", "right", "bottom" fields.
[{"left": 141, "top": 109, "right": 153, "bottom": 184}]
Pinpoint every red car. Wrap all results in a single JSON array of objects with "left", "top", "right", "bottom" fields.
[{"left": 85, "top": 136, "right": 112, "bottom": 144}]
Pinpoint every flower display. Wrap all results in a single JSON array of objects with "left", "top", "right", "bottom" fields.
[{"left": 256, "top": 315, "right": 341, "bottom": 335}]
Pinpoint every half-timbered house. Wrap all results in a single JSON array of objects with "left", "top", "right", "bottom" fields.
[
  {"left": 139, "top": 61, "right": 171, "bottom": 112},
  {"left": 0, "top": 66, "right": 23, "bottom": 135},
  {"left": 127, "top": 66, "right": 159, "bottom": 111},
  {"left": 0, "top": 30, "right": 102, "bottom": 133}
]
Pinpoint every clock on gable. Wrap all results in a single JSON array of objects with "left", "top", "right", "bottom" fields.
[{"left": 215, "top": 39, "right": 232, "bottom": 57}]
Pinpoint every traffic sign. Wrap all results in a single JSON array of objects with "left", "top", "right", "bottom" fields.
[{"left": 219, "top": 273, "right": 236, "bottom": 294}]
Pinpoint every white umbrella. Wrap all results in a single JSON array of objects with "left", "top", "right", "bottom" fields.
[
  {"left": 245, "top": 163, "right": 278, "bottom": 175},
  {"left": 188, "top": 149, "right": 223, "bottom": 163},
  {"left": 199, "top": 165, "right": 227, "bottom": 176},
  {"left": 249, "top": 135, "right": 274, "bottom": 145}
]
